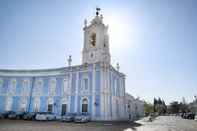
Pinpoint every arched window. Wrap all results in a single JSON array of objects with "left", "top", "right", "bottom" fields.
[
  {"left": 61, "top": 98, "right": 67, "bottom": 115},
  {"left": 48, "top": 98, "right": 53, "bottom": 113},
  {"left": 90, "top": 33, "right": 96, "bottom": 47},
  {"left": 82, "top": 98, "right": 88, "bottom": 113}
]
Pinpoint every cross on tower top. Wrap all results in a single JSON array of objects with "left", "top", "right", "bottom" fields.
[{"left": 96, "top": 7, "right": 101, "bottom": 16}]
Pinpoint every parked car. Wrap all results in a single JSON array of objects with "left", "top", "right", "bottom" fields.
[
  {"left": 23, "top": 112, "right": 36, "bottom": 120},
  {"left": 46, "top": 113, "right": 56, "bottom": 121},
  {"left": 182, "top": 113, "right": 195, "bottom": 119},
  {"left": 15, "top": 111, "right": 26, "bottom": 119},
  {"left": 74, "top": 113, "right": 90, "bottom": 123},
  {"left": 0, "top": 113, "right": 4, "bottom": 119},
  {"left": 8, "top": 112, "right": 17, "bottom": 119},
  {"left": 35, "top": 112, "right": 48, "bottom": 121},
  {"left": 61, "top": 113, "right": 76, "bottom": 122},
  {"left": 0, "top": 111, "right": 14, "bottom": 119},
  {"left": 35, "top": 112, "right": 56, "bottom": 121},
  {"left": 187, "top": 113, "right": 195, "bottom": 119},
  {"left": 195, "top": 115, "right": 197, "bottom": 121}
]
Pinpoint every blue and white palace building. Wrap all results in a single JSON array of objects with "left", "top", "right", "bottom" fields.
[{"left": 0, "top": 9, "right": 143, "bottom": 121}]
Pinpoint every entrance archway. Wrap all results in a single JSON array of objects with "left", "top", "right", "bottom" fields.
[{"left": 82, "top": 98, "right": 88, "bottom": 113}]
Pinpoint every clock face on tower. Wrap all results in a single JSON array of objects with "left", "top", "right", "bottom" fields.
[
  {"left": 90, "top": 52, "right": 94, "bottom": 59},
  {"left": 90, "top": 33, "right": 96, "bottom": 47}
]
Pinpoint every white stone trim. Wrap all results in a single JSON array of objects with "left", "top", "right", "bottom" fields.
[
  {"left": 74, "top": 72, "right": 79, "bottom": 112},
  {"left": 20, "top": 96, "right": 28, "bottom": 111},
  {"left": 5, "top": 96, "right": 12, "bottom": 111},
  {"left": 49, "top": 78, "right": 56, "bottom": 96},
  {"left": 33, "top": 97, "right": 40, "bottom": 112},
  {"left": 9, "top": 78, "right": 17, "bottom": 96},
  {"left": 80, "top": 96, "right": 89, "bottom": 113},
  {"left": 92, "top": 64, "right": 96, "bottom": 118}
]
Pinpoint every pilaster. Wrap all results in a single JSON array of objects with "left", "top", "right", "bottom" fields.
[
  {"left": 74, "top": 72, "right": 79, "bottom": 113},
  {"left": 92, "top": 63, "right": 96, "bottom": 119}
]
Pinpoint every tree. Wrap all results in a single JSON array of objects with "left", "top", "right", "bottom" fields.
[
  {"left": 153, "top": 98, "right": 167, "bottom": 115},
  {"left": 153, "top": 98, "right": 157, "bottom": 112},
  {"left": 168, "top": 101, "right": 180, "bottom": 114},
  {"left": 144, "top": 101, "right": 154, "bottom": 116}
]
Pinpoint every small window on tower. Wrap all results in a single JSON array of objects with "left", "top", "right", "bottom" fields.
[{"left": 90, "top": 33, "right": 96, "bottom": 47}]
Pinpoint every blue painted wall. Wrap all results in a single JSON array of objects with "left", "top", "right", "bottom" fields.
[
  {"left": 95, "top": 71, "right": 100, "bottom": 93},
  {"left": 43, "top": 78, "right": 49, "bottom": 96},
  {"left": 0, "top": 96, "right": 5, "bottom": 112},
  {"left": 12, "top": 96, "right": 20, "bottom": 111},
  {"left": 95, "top": 95, "right": 100, "bottom": 117},
  {"left": 88, "top": 96, "right": 92, "bottom": 115},
  {"left": 40, "top": 96, "right": 47, "bottom": 112},
  {"left": 77, "top": 96, "right": 80, "bottom": 113},
  {"left": 71, "top": 73, "right": 76, "bottom": 94},
  {"left": 56, "top": 76, "right": 63, "bottom": 96},
  {"left": 70, "top": 95, "right": 75, "bottom": 113}
]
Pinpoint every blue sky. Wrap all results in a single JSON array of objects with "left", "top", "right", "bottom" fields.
[{"left": 0, "top": 0, "right": 197, "bottom": 104}]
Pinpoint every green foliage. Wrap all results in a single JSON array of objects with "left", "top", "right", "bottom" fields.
[
  {"left": 144, "top": 101, "right": 154, "bottom": 116},
  {"left": 168, "top": 101, "right": 190, "bottom": 114},
  {"left": 153, "top": 97, "right": 167, "bottom": 115}
]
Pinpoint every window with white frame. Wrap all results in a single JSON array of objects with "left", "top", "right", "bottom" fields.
[
  {"left": 63, "top": 78, "right": 69, "bottom": 94},
  {"left": 20, "top": 97, "right": 27, "bottom": 111},
  {"left": 33, "top": 79, "right": 43, "bottom": 96},
  {"left": 61, "top": 97, "right": 68, "bottom": 115},
  {"left": 5, "top": 97, "right": 12, "bottom": 111},
  {"left": 49, "top": 79, "right": 56, "bottom": 96},
  {"left": 48, "top": 98, "right": 53, "bottom": 113},
  {"left": 10, "top": 79, "right": 17, "bottom": 95},
  {"left": 82, "top": 78, "right": 89, "bottom": 91},
  {"left": 34, "top": 97, "right": 40, "bottom": 112},
  {"left": 22, "top": 79, "right": 29, "bottom": 96}
]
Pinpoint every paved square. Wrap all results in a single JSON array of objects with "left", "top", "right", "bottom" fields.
[{"left": 0, "top": 116, "right": 197, "bottom": 131}]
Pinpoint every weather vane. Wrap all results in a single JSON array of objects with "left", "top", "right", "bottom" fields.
[{"left": 96, "top": 7, "right": 101, "bottom": 16}]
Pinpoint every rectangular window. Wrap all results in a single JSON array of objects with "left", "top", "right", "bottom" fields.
[
  {"left": 61, "top": 104, "right": 67, "bottom": 115},
  {"left": 48, "top": 104, "right": 53, "bottom": 113},
  {"left": 83, "top": 78, "right": 88, "bottom": 90}
]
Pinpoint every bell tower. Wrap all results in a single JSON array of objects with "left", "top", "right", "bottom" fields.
[{"left": 82, "top": 8, "right": 111, "bottom": 64}]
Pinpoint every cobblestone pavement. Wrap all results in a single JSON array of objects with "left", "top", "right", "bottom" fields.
[
  {"left": 126, "top": 116, "right": 197, "bottom": 131},
  {"left": 0, "top": 116, "right": 196, "bottom": 131},
  {"left": 0, "top": 119, "right": 140, "bottom": 131}
]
